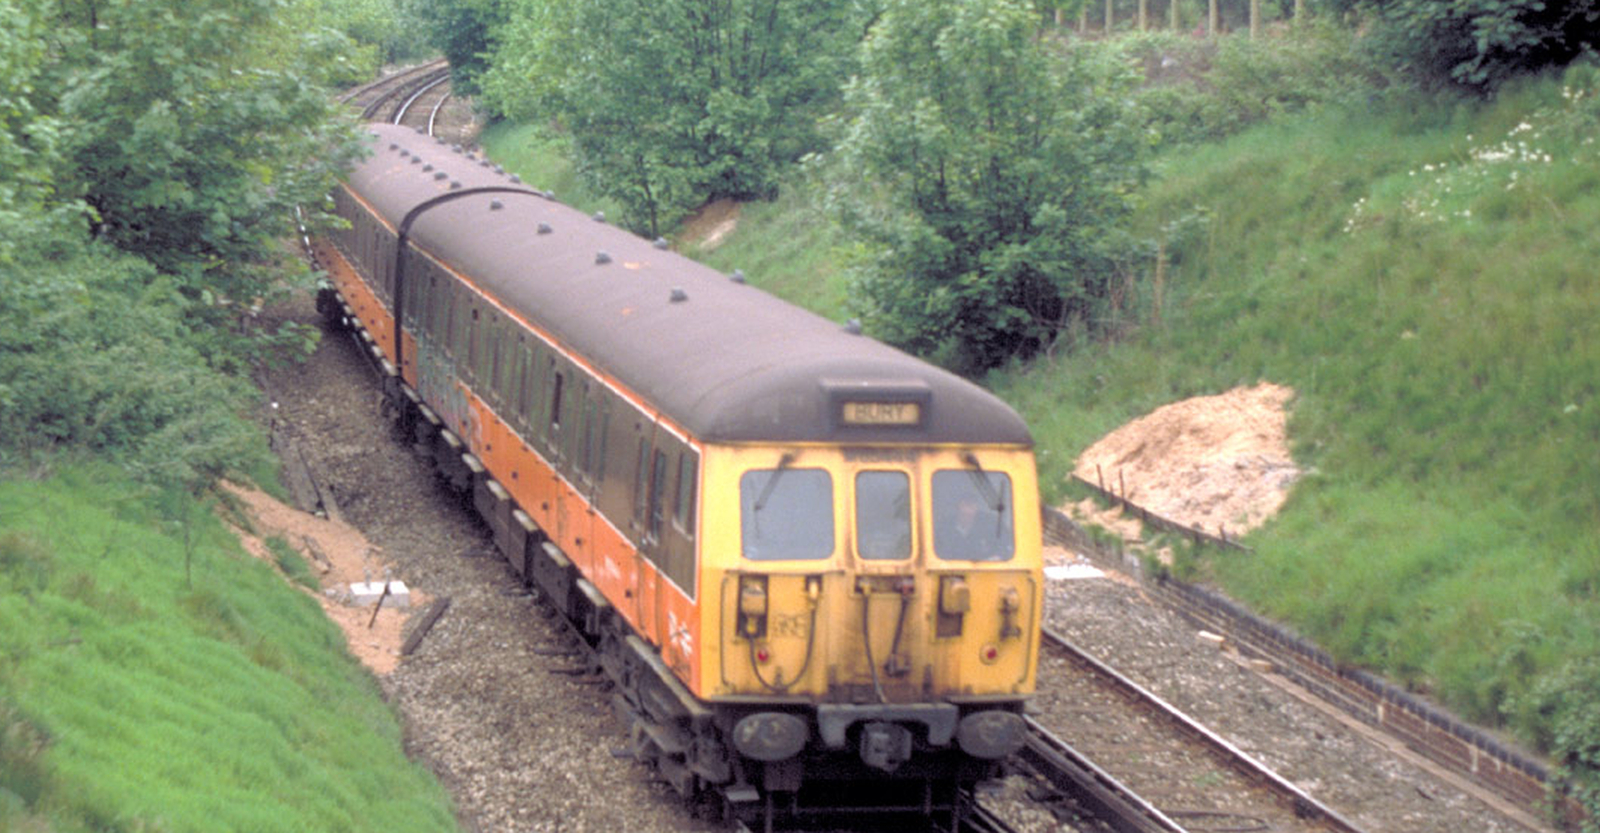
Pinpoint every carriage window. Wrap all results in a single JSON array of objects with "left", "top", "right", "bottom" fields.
[
  {"left": 549, "top": 371, "right": 564, "bottom": 435},
  {"left": 452, "top": 295, "right": 471, "bottom": 359},
  {"left": 490, "top": 326, "right": 505, "bottom": 397},
  {"left": 855, "top": 471, "right": 910, "bottom": 560},
  {"left": 442, "top": 285, "right": 458, "bottom": 352},
  {"left": 648, "top": 449, "right": 669, "bottom": 539},
  {"left": 633, "top": 438, "right": 651, "bottom": 521},
  {"left": 674, "top": 453, "right": 697, "bottom": 535},
  {"left": 426, "top": 274, "right": 443, "bottom": 335},
  {"left": 931, "top": 469, "right": 1014, "bottom": 562},
  {"left": 578, "top": 393, "right": 599, "bottom": 478},
  {"left": 740, "top": 468, "right": 833, "bottom": 561}
]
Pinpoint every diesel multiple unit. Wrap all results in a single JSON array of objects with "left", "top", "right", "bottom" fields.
[{"left": 314, "top": 123, "right": 1045, "bottom": 827}]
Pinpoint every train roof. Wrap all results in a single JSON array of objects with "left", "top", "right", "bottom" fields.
[{"left": 345, "top": 123, "right": 1032, "bottom": 447}]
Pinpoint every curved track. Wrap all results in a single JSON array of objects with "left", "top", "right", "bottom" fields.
[{"left": 338, "top": 59, "right": 451, "bottom": 124}]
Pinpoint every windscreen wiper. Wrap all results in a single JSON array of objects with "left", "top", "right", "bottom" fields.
[
  {"left": 753, "top": 452, "right": 797, "bottom": 514},
  {"left": 960, "top": 452, "right": 1005, "bottom": 513}
]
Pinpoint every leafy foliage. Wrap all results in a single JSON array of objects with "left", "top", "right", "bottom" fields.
[
  {"left": 0, "top": 239, "right": 272, "bottom": 493},
  {"left": 832, "top": 0, "right": 1149, "bottom": 374},
  {"left": 1362, "top": 0, "right": 1599, "bottom": 93},
  {"left": 0, "top": 0, "right": 76, "bottom": 263},
  {"left": 1109, "top": 25, "right": 1389, "bottom": 146},
  {"left": 43, "top": 0, "right": 367, "bottom": 301},
  {"left": 403, "top": 0, "right": 505, "bottom": 94},
  {"left": 481, "top": 0, "right": 865, "bottom": 236}
]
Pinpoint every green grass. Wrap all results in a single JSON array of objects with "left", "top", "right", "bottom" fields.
[
  {"left": 991, "top": 73, "right": 1600, "bottom": 732},
  {"left": 0, "top": 465, "right": 458, "bottom": 832},
  {"left": 478, "top": 121, "right": 622, "bottom": 220},
  {"left": 681, "top": 180, "right": 854, "bottom": 324},
  {"left": 267, "top": 535, "right": 320, "bottom": 591}
]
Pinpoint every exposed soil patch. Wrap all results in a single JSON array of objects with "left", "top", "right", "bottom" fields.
[
  {"left": 221, "top": 482, "right": 414, "bottom": 676},
  {"left": 1067, "top": 381, "right": 1301, "bottom": 540},
  {"left": 677, "top": 198, "right": 742, "bottom": 250}
]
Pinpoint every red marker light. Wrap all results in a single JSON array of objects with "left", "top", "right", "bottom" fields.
[{"left": 756, "top": 648, "right": 771, "bottom": 664}]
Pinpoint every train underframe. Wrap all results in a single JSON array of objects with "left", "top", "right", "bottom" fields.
[{"left": 318, "top": 285, "right": 1010, "bottom": 832}]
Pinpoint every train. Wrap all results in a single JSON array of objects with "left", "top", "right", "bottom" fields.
[{"left": 311, "top": 122, "right": 1044, "bottom": 829}]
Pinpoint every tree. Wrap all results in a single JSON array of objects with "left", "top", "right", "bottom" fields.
[
  {"left": 482, "top": 0, "right": 867, "bottom": 236},
  {"left": 403, "top": 0, "right": 505, "bottom": 95},
  {"left": 1362, "top": 0, "right": 1599, "bottom": 93},
  {"left": 0, "top": 0, "right": 74, "bottom": 262},
  {"left": 833, "top": 0, "right": 1148, "bottom": 374},
  {"left": 40, "top": 0, "right": 366, "bottom": 330}
]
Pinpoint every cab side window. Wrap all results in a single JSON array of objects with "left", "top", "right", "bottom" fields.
[
  {"left": 739, "top": 468, "right": 833, "bottom": 561},
  {"left": 931, "top": 469, "right": 1014, "bottom": 561}
]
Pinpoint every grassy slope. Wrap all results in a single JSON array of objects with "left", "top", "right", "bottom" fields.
[
  {"left": 477, "top": 73, "right": 1599, "bottom": 737},
  {"left": 990, "top": 77, "right": 1600, "bottom": 729},
  {"left": 0, "top": 466, "right": 458, "bottom": 832}
]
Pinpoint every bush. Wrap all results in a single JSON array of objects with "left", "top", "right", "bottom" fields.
[
  {"left": 0, "top": 239, "right": 271, "bottom": 492},
  {"left": 1363, "top": 0, "right": 1600, "bottom": 94},
  {"left": 833, "top": 0, "right": 1150, "bottom": 374},
  {"left": 1103, "top": 25, "right": 1389, "bottom": 146}
]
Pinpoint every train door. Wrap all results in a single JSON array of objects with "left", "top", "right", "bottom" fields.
[
  {"left": 629, "top": 424, "right": 665, "bottom": 644},
  {"left": 843, "top": 453, "right": 929, "bottom": 700}
]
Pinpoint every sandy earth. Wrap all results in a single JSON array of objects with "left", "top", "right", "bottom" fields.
[
  {"left": 677, "top": 198, "right": 742, "bottom": 249},
  {"left": 220, "top": 482, "right": 416, "bottom": 676},
  {"left": 1066, "top": 381, "right": 1301, "bottom": 541}
]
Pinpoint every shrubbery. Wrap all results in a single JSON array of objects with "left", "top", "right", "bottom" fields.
[
  {"left": 830, "top": 0, "right": 1150, "bottom": 375},
  {"left": 479, "top": 0, "right": 862, "bottom": 236},
  {"left": 1107, "top": 24, "right": 1391, "bottom": 145},
  {"left": 0, "top": 238, "right": 274, "bottom": 492},
  {"left": 1362, "top": 0, "right": 1598, "bottom": 93}
]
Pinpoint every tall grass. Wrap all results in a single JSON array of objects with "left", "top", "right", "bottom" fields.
[
  {"left": 993, "top": 67, "right": 1600, "bottom": 734},
  {"left": 479, "top": 121, "right": 622, "bottom": 220},
  {"left": 0, "top": 465, "right": 458, "bottom": 832}
]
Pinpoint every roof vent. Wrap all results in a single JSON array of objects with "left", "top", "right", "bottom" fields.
[
  {"left": 410, "top": 157, "right": 421, "bottom": 165},
  {"left": 466, "top": 152, "right": 476, "bottom": 160},
  {"left": 670, "top": 287, "right": 688, "bottom": 303},
  {"left": 415, "top": 126, "right": 426, "bottom": 134},
  {"left": 422, "top": 164, "right": 434, "bottom": 172},
  {"left": 595, "top": 251, "right": 612, "bottom": 264},
  {"left": 493, "top": 165, "right": 504, "bottom": 174},
  {"left": 509, "top": 174, "right": 522, "bottom": 184},
  {"left": 543, "top": 190, "right": 555, "bottom": 200},
  {"left": 730, "top": 269, "right": 746, "bottom": 284},
  {"left": 537, "top": 222, "right": 553, "bottom": 235},
  {"left": 490, "top": 200, "right": 504, "bottom": 211},
  {"left": 449, "top": 180, "right": 462, "bottom": 189},
  {"left": 843, "top": 319, "right": 863, "bottom": 335},
  {"left": 389, "top": 143, "right": 399, "bottom": 150},
  {"left": 653, "top": 237, "right": 669, "bottom": 250},
  {"left": 434, "top": 171, "right": 448, "bottom": 181},
  {"left": 592, "top": 211, "right": 605, "bottom": 223}
]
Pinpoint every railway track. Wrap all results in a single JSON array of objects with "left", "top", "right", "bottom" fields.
[
  {"left": 337, "top": 59, "right": 451, "bottom": 124},
  {"left": 1028, "top": 626, "right": 1368, "bottom": 833},
  {"left": 392, "top": 72, "right": 453, "bottom": 134}
]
